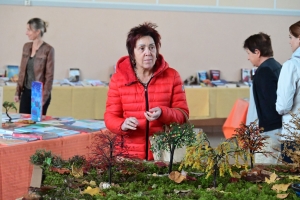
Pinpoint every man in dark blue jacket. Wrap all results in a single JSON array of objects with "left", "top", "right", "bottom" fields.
[{"left": 243, "top": 32, "right": 282, "bottom": 164}]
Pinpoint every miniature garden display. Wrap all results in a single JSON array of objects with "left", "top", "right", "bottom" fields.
[{"left": 23, "top": 114, "right": 300, "bottom": 199}]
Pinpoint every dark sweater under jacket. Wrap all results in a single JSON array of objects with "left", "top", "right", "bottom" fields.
[{"left": 252, "top": 58, "right": 282, "bottom": 132}]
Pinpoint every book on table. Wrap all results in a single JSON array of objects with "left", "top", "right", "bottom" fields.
[
  {"left": 14, "top": 124, "right": 50, "bottom": 133},
  {"left": 12, "top": 132, "right": 59, "bottom": 140},
  {"left": 0, "top": 137, "right": 27, "bottom": 146},
  {"left": 3, "top": 134, "right": 38, "bottom": 142},
  {"left": 31, "top": 81, "right": 43, "bottom": 122},
  {"left": 70, "top": 120, "right": 106, "bottom": 130},
  {"left": 6, "top": 65, "right": 19, "bottom": 81},
  {"left": 34, "top": 126, "right": 80, "bottom": 137}
]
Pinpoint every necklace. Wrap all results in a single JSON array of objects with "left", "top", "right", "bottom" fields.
[{"left": 134, "top": 69, "right": 153, "bottom": 86}]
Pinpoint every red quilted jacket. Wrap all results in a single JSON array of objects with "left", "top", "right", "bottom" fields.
[{"left": 104, "top": 55, "right": 189, "bottom": 160}]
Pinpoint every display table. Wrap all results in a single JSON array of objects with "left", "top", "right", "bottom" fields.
[
  {"left": 2, "top": 86, "right": 250, "bottom": 120},
  {"left": 0, "top": 131, "right": 106, "bottom": 200}
]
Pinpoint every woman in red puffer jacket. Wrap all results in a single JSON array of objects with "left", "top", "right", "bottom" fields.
[{"left": 104, "top": 22, "right": 189, "bottom": 160}]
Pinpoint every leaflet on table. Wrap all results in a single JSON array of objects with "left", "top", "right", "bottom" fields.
[
  {"left": 14, "top": 124, "right": 50, "bottom": 133},
  {"left": 3, "top": 134, "right": 38, "bottom": 142},
  {"left": 36, "top": 117, "right": 76, "bottom": 126},
  {"left": 33, "top": 127, "right": 80, "bottom": 137},
  {"left": 70, "top": 120, "right": 106, "bottom": 130},
  {"left": 0, "top": 137, "right": 27, "bottom": 146},
  {"left": 0, "top": 127, "right": 15, "bottom": 136},
  {"left": 12, "top": 132, "right": 59, "bottom": 140},
  {"left": 58, "top": 125, "right": 96, "bottom": 133}
]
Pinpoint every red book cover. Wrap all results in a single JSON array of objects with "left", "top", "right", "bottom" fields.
[{"left": 12, "top": 132, "right": 43, "bottom": 140}]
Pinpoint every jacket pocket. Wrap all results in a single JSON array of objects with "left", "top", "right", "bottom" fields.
[{"left": 35, "top": 56, "right": 47, "bottom": 67}]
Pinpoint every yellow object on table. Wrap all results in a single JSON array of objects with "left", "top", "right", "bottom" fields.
[{"left": 2, "top": 86, "right": 249, "bottom": 120}]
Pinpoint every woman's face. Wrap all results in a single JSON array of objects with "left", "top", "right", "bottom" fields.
[
  {"left": 289, "top": 32, "right": 300, "bottom": 52},
  {"left": 133, "top": 36, "right": 157, "bottom": 70},
  {"left": 26, "top": 24, "right": 40, "bottom": 40}
]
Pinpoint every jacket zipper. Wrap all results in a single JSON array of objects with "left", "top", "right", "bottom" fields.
[
  {"left": 140, "top": 76, "right": 153, "bottom": 160},
  {"left": 144, "top": 85, "right": 149, "bottom": 160}
]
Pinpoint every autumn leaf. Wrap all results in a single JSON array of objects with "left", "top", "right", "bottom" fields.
[
  {"left": 271, "top": 183, "right": 291, "bottom": 193},
  {"left": 186, "top": 175, "right": 197, "bottom": 181},
  {"left": 265, "top": 172, "right": 277, "bottom": 184},
  {"left": 169, "top": 171, "right": 186, "bottom": 183},
  {"left": 288, "top": 175, "right": 300, "bottom": 180},
  {"left": 82, "top": 186, "right": 101, "bottom": 196},
  {"left": 276, "top": 193, "right": 289, "bottom": 199},
  {"left": 71, "top": 165, "right": 83, "bottom": 178},
  {"left": 90, "top": 180, "right": 96, "bottom": 186},
  {"left": 50, "top": 167, "right": 70, "bottom": 174},
  {"left": 231, "top": 171, "right": 241, "bottom": 178},
  {"left": 154, "top": 161, "right": 168, "bottom": 168}
]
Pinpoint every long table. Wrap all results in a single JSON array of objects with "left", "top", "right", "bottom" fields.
[
  {"left": 0, "top": 86, "right": 250, "bottom": 199},
  {"left": 0, "top": 131, "right": 105, "bottom": 200},
  {"left": 3, "top": 86, "right": 250, "bottom": 120}
]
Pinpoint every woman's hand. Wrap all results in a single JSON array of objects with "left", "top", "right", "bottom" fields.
[
  {"left": 121, "top": 117, "right": 139, "bottom": 131},
  {"left": 14, "top": 96, "right": 20, "bottom": 102},
  {"left": 144, "top": 107, "right": 161, "bottom": 121}
]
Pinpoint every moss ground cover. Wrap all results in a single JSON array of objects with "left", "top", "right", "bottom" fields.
[{"left": 26, "top": 159, "right": 300, "bottom": 200}]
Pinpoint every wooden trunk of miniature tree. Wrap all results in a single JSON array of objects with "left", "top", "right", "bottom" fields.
[
  {"left": 168, "top": 144, "right": 176, "bottom": 174},
  {"left": 250, "top": 150, "right": 254, "bottom": 169},
  {"left": 108, "top": 143, "right": 113, "bottom": 184}
]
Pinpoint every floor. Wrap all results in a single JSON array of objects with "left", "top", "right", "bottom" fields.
[{"left": 191, "top": 118, "right": 227, "bottom": 148}]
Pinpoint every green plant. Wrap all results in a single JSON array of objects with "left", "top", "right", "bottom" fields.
[
  {"left": 29, "top": 149, "right": 54, "bottom": 170},
  {"left": 2, "top": 101, "right": 17, "bottom": 123},
  {"left": 151, "top": 122, "right": 195, "bottom": 173},
  {"left": 68, "top": 155, "right": 86, "bottom": 168}
]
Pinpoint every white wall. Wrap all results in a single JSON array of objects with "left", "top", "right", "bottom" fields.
[{"left": 0, "top": 4, "right": 299, "bottom": 82}]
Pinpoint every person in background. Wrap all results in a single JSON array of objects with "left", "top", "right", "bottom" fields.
[
  {"left": 244, "top": 32, "right": 282, "bottom": 164},
  {"left": 14, "top": 18, "right": 54, "bottom": 115},
  {"left": 276, "top": 21, "right": 300, "bottom": 163},
  {"left": 104, "top": 22, "right": 189, "bottom": 160}
]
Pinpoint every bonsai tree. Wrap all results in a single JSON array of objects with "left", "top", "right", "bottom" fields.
[
  {"left": 3, "top": 101, "right": 17, "bottom": 123},
  {"left": 87, "top": 131, "right": 131, "bottom": 185},
  {"left": 151, "top": 122, "right": 196, "bottom": 174},
  {"left": 234, "top": 120, "right": 272, "bottom": 169},
  {"left": 279, "top": 112, "right": 300, "bottom": 168},
  {"left": 180, "top": 131, "right": 247, "bottom": 188}
]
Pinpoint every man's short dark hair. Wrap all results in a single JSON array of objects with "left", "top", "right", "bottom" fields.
[{"left": 243, "top": 32, "right": 273, "bottom": 57}]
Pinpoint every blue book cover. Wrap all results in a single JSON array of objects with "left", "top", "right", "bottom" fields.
[
  {"left": 14, "top": 124, "right": 49, "bottom": 133},
  {"left": 34, "top": 127, "right": 80, "bottom": 137},
  {"left": 31, "top": 81, "right": 43, "bottom": 122},
  {"left": 6, "top": 65, "right": 19, "bottom": 79}
]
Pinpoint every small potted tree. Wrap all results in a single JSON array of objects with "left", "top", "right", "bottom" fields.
[
  {"left": 87, "top": 131, "right": 131, "bottom": 186},
  {"left": 180, "top": 130, "right": 247, "bottom": 188},
  {"left": 2, "top": 101, "right": 17, "bottom": 128},
  {"left": 151, "top": 122, "right": 196, "bottom": 174},
  {"left": 234, "top": 120, "right": 274, "bottom": 169}
]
